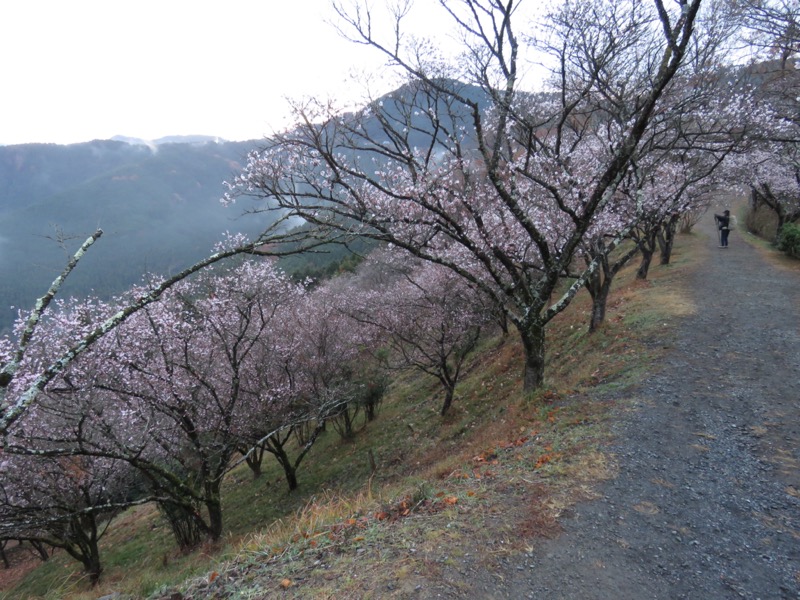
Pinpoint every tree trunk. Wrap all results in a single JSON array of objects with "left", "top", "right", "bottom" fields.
[
  {"left": 637, "top": 226, "right": 659, "bottom": 279},
  {"left": 60, "top": 516, "right": 104, "bottom": 586},
  {"left": 245, "top": 455, "right": 262, "bottom": 479},
  {"left": 585, "top": 247, "right": 620, "bottom": 332},
  {"left": 589, "top": 289, "right": 608, "bottom": 333},
  {"left": 338, "top": 407, "right": 355, "bottom": 440},
  {"left": 158, "top": 500, "right": 208, "bottom": 551},
  {"left": 0, "top": 541, "right": 9, "bottom": 569},
  {"left": 637, "top": 249, "right": 653, "bottom": 279},
  {"left": 28, "top": 540, "right": 49, "bottom": 561},
  {"left": 206, "top": 496, "right": 223, "bottom": 541},
  {"left": 518, "top": 319, "right": 546, "bottom": 392},
  {"left": 775, "top": 211, "right": 787, "bottom": 244},
  {"left": 440, "top": 385, "right": 455, "bottom": 416},
  {"left": 658, "top": 213, "right": 680, "bottom": 265},
  {"left": 266, "top": 435, "right": 299, "bottom": 491},
  {"left": 584, "top": 261, "right": 609, "bottom": 333},
  {"left": 752, "top": 184, "right": 791, "bottom": 245},
  {"left": 364, "top": 400, "right": 377, "bottom": 422},
  {"left": 82, "top": 549, "right": 103, "bottom": 586},
  {"left": 78, "top": 515, "right": 102, "bottom": 585},
  {"left": 281, "top": 459, "right": 299, "bottom": 491},
  {"left": 243, "top": 443, "right": 265, "bottom": 479}
]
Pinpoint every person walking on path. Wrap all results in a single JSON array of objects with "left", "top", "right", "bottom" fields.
[{"left": 714, "top": 209, "right": 732, "bottom": 247}]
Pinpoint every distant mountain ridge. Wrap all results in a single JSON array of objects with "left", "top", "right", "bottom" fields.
[
  {"left": 0, "top": 137, "right": 271, "bottom": 332},
  {"left": 0, "top": 80, "right": 496, "bottom": 333},
  {"left": 110, "top": 135, "right": 228, "bottom": 146}
]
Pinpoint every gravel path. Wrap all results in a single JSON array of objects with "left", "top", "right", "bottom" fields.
[{"left": 501, "top": 211, "right": 800, "bottom": 599}]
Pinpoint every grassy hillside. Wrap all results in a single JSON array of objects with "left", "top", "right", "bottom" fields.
[{"left": 0, "top": 234, "right": 700, "bottom": 599}]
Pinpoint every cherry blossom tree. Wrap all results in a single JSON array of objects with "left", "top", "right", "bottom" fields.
[
  {"left": 570, "top": 4, "right": 756, "bottom": 330},
  {"left": 0, "top": 449, "right": 137, "bottom": 584},
  {"left": 285, "top": 279, "right": 383, "bottom": 442},
  {"left": 87, "top": 260, "right": 303, "bottom": 545},
  {"left": 225, "top": 0, "right": 708, "bottom": 391},
  {"left": 230, "top": 294, "right": 347, "bottom": 489},
  {"left": 0, "top": 214, "right": 339, "bottom": 439},
  {"left": 347, "top": 250, "right": 490, "bottom": 415},
  {"left": 3, "top": 259, "right": 313, "bottom": 550}
]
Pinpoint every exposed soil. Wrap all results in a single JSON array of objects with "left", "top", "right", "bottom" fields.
[{"left": 491, "top": 211, "right": 800, "bottom": 599}]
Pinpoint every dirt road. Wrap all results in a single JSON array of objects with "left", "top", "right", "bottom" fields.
[{"left": 501, "top": 211, "right": 800, "bottom": 599}]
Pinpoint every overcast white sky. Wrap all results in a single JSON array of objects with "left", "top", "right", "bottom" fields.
[{"left": 0, "top": 0, "right": 433, "bottom": 146}]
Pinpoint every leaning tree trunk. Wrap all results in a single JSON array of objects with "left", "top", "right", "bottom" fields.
[
  {"left": 439, "top": 380, "right": 455, "bottom": 416},
  {"left": 266, "top": 433, "right": 299, "bottom": 491},
  {"left": 0, "top": 540, "right": 9, "bottom": 569},
  {"left": 28, "top": 540, "right": 50, "bottom": 561}
]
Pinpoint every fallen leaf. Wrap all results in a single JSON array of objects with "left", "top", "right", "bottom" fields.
[{"left": 280, "top": 578, "right": 293, "bottom": 589}]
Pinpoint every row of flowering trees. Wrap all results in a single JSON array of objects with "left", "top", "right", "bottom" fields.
[
  {"left": 0, "top": 248, "right": 491, "bottom": 582},
  {"left": 223, "top": 0, "right": 784, "bottom": 391},
  {"left": 1, "top": 0, "right": 797, "bottom": 587}
]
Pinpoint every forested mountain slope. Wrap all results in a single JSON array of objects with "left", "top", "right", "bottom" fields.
[{"left": 0, "top": 139, "right": 272, "bottom": 332}]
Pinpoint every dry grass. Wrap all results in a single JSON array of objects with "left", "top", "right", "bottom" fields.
[
  {"left": 740, "top": 229, "right": 800, "bottom": 274},
  {"left": 736, "top": 199, "right": 800, "bottom": 273}
]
